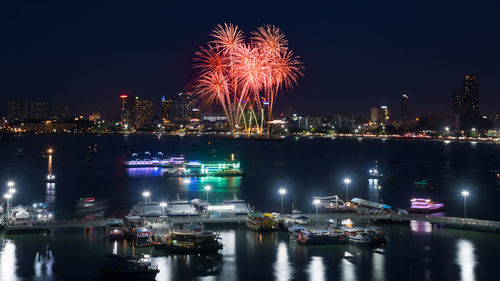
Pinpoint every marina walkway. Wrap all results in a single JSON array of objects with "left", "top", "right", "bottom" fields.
[{"left": 2, "top": 213, "right": 499, "bottom": 233}]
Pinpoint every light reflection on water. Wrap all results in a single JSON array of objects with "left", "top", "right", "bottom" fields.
[
  {"left": 372, "top": 250, "right": 386, "bottom": 281},
  {"left": 274, "top": 242, "right": 293, "bottom": 281},
  {"left": 410, "top": 221, "right": 433, "bottom": 233},
  {"left": 0, "top": 240, "right": 19, "bottom": 281},
  {"left": 34, "top": 248, "right": 54, "bottom": 278},
  {"left": 308, "top": 256, "right": 325, "bottom": 281},
  {"left": 456, "top": 239, "right": 476, "bottom": 281},
  {"left": 340, "top": 258, "right": 357, "bottom": 281}
]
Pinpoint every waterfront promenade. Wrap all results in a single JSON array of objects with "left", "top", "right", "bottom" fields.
[{"left": 3, "top": 212, "right": 500, "bottom": 233}]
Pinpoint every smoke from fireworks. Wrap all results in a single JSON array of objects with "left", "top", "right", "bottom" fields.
[{"left": 194, "top": 23, "right": 303, "bottom": 133}]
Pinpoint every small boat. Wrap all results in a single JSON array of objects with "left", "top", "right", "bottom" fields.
[
  {"left": 413, "top": 179, "right": 433, "bottom": 189},
  {"left": 46, "top": 174, "right": 56, "bottom": 182},
  {"left": 100, "top": 254, "right": 159, "bottom": 279},
  {"left": 368, "top": 163, "right": 381, "bottom": 179},
  {"left": 15, "top": 147, "right": 24, "bottom": 155},
  {"left": 342, "top": 227, "right": 387, "bottom": 245},
  {"left": 246, "top": 212, "right": 278, "bottom": 231},
  {"left": 297, "top": 228, "right": 349, "bottom": 245},
  {"left": 123, "top": 215, "right": 144, "bottom": 238},
  {"left": 106, "top": 219, "right": 125, "bottom": 239},
  {"left": 153, "top": 230, "right": 223, "bottom": 254},
  {"left": 288, "top": 225, "right": 307, "bottom": 241},
  {"left": 134, "top": 227, "right": 153, "bottom": 247},
  {"left": 408, "top": 198, "right": 445, "bottom": 213}
]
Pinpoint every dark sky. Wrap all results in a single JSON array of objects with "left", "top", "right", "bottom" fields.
[{"left": 1, "top": 0, "right": 500, "bottom": 118}]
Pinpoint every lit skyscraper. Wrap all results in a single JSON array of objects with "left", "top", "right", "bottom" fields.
[
  {"left": 461, "top": 74, "right": 479, "bottom": 119},
  {"left": 370, "top": 106, "right": 390, "bottom": 125},
  {"left": 119, "top": 94, "right": 134, "bottom": 129},
  {"left": 161, "top": 96, "right": 174, "bottom": 123},
  {"left": 401, "top": 94, "right": 408, "bottom": 119},
  {"left": 30, "top": 101, "right": 49, "bottom": 120},
  {"left": 8, "top": 100, "right": 28, "bottom": 121},
  {"left": 134, "top": 97, "right": 154, "bottom": 129},
  {"left": 452, "top": 90, "right": 462, "bottom": 115}
]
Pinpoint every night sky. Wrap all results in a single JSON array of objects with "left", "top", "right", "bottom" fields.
[{"left": 1, "top": 0, "right": 499, "bottom": 118}]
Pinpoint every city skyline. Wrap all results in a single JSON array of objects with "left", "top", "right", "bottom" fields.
[{"left": 1, "top": 1, "right": 500, "bottom": 117}]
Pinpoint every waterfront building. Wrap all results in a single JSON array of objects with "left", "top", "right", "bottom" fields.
[
  {"left": 401, "top": 94, "right": 408, "bottom": 119},
  {"left": 461, "top": 74, "right": 479, "bottom": 119},
  {"left": 30, "top": 101, "right": 49, "bottom": 120},
  {"left": 370, "top": 106, "right": 390, "bottom": 126},
  {"left": 161, "top": 96, "right": 174, "bottom": 123},
  {"left": 89, "top": 113, "right": 101, "bottom": 122},
  {"left": 172, "top": 92, "right": 197, "bottom": 123},
  {"left": 331, "top": 114, "right": 354, "bottom": 132},
  {"left": 8, "top": 100, "right": 28, "bottom": 121},
  {"left": 119, "top": 94, "right": 134, "bottom": 129},
  {"left": 53, "top": 105, "right": 68, "bottom": 120},
  {"left": 452, "top": 90, "right": 462, "bottom": 115},
  {"left": 134, "top": 97, "right": 154, "bottom": 129}
]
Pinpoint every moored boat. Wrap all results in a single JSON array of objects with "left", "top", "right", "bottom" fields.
[
  {"left": 106, "top": 219, "right": 125, "bottom": 239},
  {"left": 246, "top": 212, "right": 278, "bottom": 231},
  {"left": 296, "top": 228, "right": 348, "bottom": 245},
  {"left": 134, "top": 227, "right": 153, "bottom": 247},
  {"left": 341, "top": 226, "right": 387, "bottom": 245},
  {"left": 100, "top": 254, "right": 159, "bottom": 279},
  {"left": 153, "top": 230, "right": 223, "bottom": 254}
]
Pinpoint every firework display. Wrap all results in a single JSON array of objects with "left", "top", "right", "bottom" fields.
[{"left": 194, "top": 23, "right": 303, "bottom": 134}]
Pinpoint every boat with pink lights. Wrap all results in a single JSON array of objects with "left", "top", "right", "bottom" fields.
[{"left": 408, "top": 198, "right": 445, "bottom": 213}]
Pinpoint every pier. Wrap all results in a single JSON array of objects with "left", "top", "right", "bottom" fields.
[{"left": 2, "top": 213, "right": 500, "bottom": 234}]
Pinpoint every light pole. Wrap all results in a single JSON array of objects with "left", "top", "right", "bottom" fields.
[
  {"left": 142, "top": 191, "right": 150, "bottom": 203},
  {"left": 343, "top": 178, "right": 351, "bottom": 202},
  {"left": 204, "top": 185, "right": 212, "bottom": 202},
  {"left": 159, "top": 202, "right": 167, "bottom": 216},
  {"left": 4, "top": 193, "right": 12, "bottom": 220},
  {"left": 7, "top": 181, "right": 14, "bottom": 188},
  {"left": 461, "top": 190, "right": 469, "bottom": 218},
  {"left": 278, "top": 188, "right": 287, "bottom": 213},
  {"left": 313, "top": 199, "right": 320, "bottom": 218},
  {"left": 376, "top": 185, "right": 381, "bottom": 203}
]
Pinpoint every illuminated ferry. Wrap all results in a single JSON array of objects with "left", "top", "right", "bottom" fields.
[
  {"left": 163, "top": 160, "right": 243, "bottom": 177},
  {"left": 124, "top": 152, "right": 186, "bottom": 167},
  {"left": 408, "top": 198, "right": 445, "bottom": 213}
]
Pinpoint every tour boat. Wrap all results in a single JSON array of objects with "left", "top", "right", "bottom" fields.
[
  {"left": 369, "top": 162, "right": 381, "bottom": 178},
  {"left": 123, "top": 215, "right": 144, "bottom": 238},
  {"left": 165, "top": 200, "right": 199, "bottom": 217},
  {"left": 105, "top": 219, "right": 125, "bottom": 239},
  {"left": 342, "top": 226, "right": 387, "bottom": 245},
  {"left": 312, "top": 195, "right": 355, "bottom": 212},
  {"left": 408, "top": 198, "right": 445, "bottom": 213},
  {"left": 129, "top": 202, "right": 163, "bottom": 217},
  {"left": 134, "top": 227, "right": 153, "bottom": 247},
  {"left": 100, "top": 254, "right": 159, "bottom": 279},
  {"left": 297, "top": 228, "right": 349, "bottom": 245},
  {"left": 153, "top": 230, "right": 223, "bottom": 254},
  {"left": 245, "top": 212, "right": 278, "bottom": 231}
]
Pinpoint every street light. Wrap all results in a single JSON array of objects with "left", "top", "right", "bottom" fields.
[
  {"left": 142, "top": 191, "right": 151, "bottom": 203},
  {"left": 7, "top": 181, "right": 14, "bottom": 188},
  {"left": 461, "top": 190, "right": 469, "bottom": 218},
  {"left": 313, "top": 199, "right": 320, "bottom": 217},
  {"left": 343, "top": 178, "right": 351, "bottom": 202},
  {"left": 8, "top": 188, "right": 16, "bottom": 194},
  {"left": 204, "top": 185, "right": 212, "bottom": 202},
  {"left": 47, "top": 148, "right": 54, "bottom": 155},
  {"left": 376, "top": 185, "right": 381, "bottom": 203},
  {"left": 278, "top": 188, "right": 287, "bottom": 213},
  {"left": 445, "top": 127, "right": 450, "bottom": 132},
  {"left": 159, "top": 201, "right": 167, "bottom": 216}
]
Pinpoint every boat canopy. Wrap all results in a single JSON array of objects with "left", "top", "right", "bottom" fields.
[{"left": 351, "top": 198, "right": 391, "bottom": 209}]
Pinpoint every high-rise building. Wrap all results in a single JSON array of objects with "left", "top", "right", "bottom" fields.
[
  {"left": 461, "top": 74, "right": 479, "bottom": 119},
  {"left": 31, "top": 101, "right": 49, "bottom": 120},
  {"left": 401, "top": 94, "right": 408, "bottom": 119},
  {"left": 452, "top": 90, "right": 462, "bottom": 115},
  {"left": 161, "top": 96, "right": 174, "bottom": 123},
  {"left": 134, "top": 97, "right": 154, "bottom": 128},
  {"left": 53, "top": 105, "right": 68, "bottom": 120},
  {"left": 8, "top": 100, "right": 28, "bottom": 121},
  {"left": 370, "top": 106, "right": 390, "bottom": 125},
  {"left": 119, "top": 94, "right": 134, "bottom": 129},
  {"left": 173, "top": 92, "right": 196, "bottom": 122},
  {"left": 331, "top": 114, "right": 354, "bottom": 132}
]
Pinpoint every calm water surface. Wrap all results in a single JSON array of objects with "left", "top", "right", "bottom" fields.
[{"left": 0, "top": 134, "right": 499, "bottom": 280}]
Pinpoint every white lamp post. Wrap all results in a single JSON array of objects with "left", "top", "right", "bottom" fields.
[
  {"left": 278, "top": 188, "right": 287, "bottom": 213},
  {"left": 343, "top": 178, "right": 351, "bottom": 202},
  {"left": 142, "top": 191, "right": 151, "bottom": 203},
  {"left": 159, "top": 201, "right": 167, "bottom": 216},
  {"left": 313, "top": 199, "right": 320, "bottom": 218},
  {"left": 204, "top": 185, "right": 212, "bottom": 202},
  {"left": 461, "top": 190, "right": 469, "bottom": 218},
  {"left": 376, "top": 185, "right": 381, "bottom": 203}
]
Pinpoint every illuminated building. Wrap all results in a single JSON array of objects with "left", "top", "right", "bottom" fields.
[
  {"left": 161, "top": 96, "right": 174, "bottom": 123},
  {"left": 31, "top": 101, "right": 49, "bottom": 120},
  {"left": 134, "top": 97, "right": 154, "bottom": 129},
  {"left": 53, "top": 105, "right": 68, "bottom": 120},
  {"left": 119, "top": 94, "right": 134, "bottom": 129},
  {"left": 461, "top": 74, "right": 479, "bottom": 119},
  {"left": 89, "top": 113, "right": 101, "bottom": 121},
  {"left": 331, "top": 114, "right": 354, "bottom": 132},
  {"left": 370, "top": 106, "right": 390, "bottom": 125},
  {"left": 452, "top": 90, "right": 462, "bottom": 115},
  {"left": 401, "top": 94, "right": 408, "bottom": 119},
  {"left": 173, "top": 92, "right": 196, "bottom": 122},
  {"left": 8, "top": 100, "right": 28, "bottom": 121}
]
